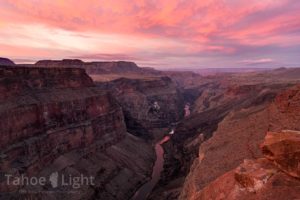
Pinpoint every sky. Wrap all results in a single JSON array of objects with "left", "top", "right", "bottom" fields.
[{"left": 0, "top": 0, "right": 300, "bottom": 69}]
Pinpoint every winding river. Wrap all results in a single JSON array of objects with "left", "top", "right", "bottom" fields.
[
  {"left": 132, "top": 104, "right": 190, "bottom": 199},
  {"left": 131, "top": 135, "right": 171, "bottom": 200}
]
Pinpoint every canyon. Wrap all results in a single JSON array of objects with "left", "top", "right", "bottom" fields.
[
  {"left": 0, "top": 58, "right": 300, "bottom": 200},
  {"left": 0, "top": 65, "right": 155, "bottom": 199}
]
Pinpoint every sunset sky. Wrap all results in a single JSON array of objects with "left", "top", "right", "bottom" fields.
[{"left": 0, "top": 0, "right": 300, "bottom": 68}]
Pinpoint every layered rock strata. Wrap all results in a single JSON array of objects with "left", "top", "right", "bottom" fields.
[
  {"left": 0, "top": 66, "right": 154, "bottom": 199},
  {"left": 179, "top": 84, "right": 300, "bottom": 200},
  {"left": 97, "top": 77, "right": 184, "bottom": 139},
  {"left": 189, "top": 131, "right": 300, "bottom": 200}
]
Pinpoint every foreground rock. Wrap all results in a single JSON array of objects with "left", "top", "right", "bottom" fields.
[
  {"left": 0, "top": 66, "right": 155, "bottom": 199},
  {"left": 261, "top": 130, "right": 300, "bottom": 178},
  {"left": 151, "top": 83, "right": 289, "bottom": 199},
  {"left": 191, "top": 131, "right": 300, "bottom": 200},
  {"left": 179, "top": 84, "right": 300, "bottom": 200}
]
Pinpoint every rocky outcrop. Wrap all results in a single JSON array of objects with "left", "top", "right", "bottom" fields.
[
  {"left": 179, "top": 84, "right": 300, "bottom": 200},
  {"left": 269, "top": 84, "right": 300, "bottom": 131},
  {"left": 179, "top": 105, "right": 271, "bottom": 200},
  {"left": 147, "top": 82, "right": 291, "bottom": 200},
  {"left": 190, "top": 131, "right": 300, "bottom": 200},
  {"left": 0, "top": 58, "right": 15, "bottom": 66},
  {"left": 0, "top": 66, "right": 94, "bottom": 101},
  {"left": 97, "top": 77, "right": 184, "bottom": 139},
  {"left": 261, "top": 130, "right": 300, "bottom": 178},
  {"left": 0, "top": 66, "right": 155, "bottom": 199}
]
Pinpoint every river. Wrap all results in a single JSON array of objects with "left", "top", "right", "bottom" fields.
[
  {"left": 131, "top": 135, "right": 171, "bottom": 200},
  {"left": 132, "top": 104, "right": 190, "bottom": 199}
]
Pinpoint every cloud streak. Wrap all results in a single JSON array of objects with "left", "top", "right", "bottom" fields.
[{"left": 0, "top": 0, "right": 300, "bottom": 68}]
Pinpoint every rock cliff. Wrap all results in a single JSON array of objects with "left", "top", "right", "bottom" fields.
[
  {"left": 0, "top": 66, "right": 94, "bottom": 101},
  {"left": 189, "top": 131, "right": 300, "bottom": 200},
  {"left": 0, "top": 66, "right": 155, "bottom": 199},
  {"left": 97, "top": 76, "right": 184, "bottom": 139},
  {"left": 179, "top": 84, "right": 300, "bottom": 200}
]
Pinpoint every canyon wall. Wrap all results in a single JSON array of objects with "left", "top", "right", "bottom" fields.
[
  {"left": 0, "top": 66, "right": 154, "bottom": 200},
  {"left": 149, "top": 82, "right": 293, "bottom": 199},
  {"left": 188, "top": 131, "right": 300, "bottom": 200},
  {"left": 97, "top": 77, "right": 184, "bottom": 139},
  {"left": 179, "top": 84, "right": 300, "bottom": 200}
]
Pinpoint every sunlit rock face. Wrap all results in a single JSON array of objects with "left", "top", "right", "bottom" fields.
[
  {"left": 150, "top": 80, "right": 292, "bottom": 200},
  {"left": 97, "top": 76, "right": 184, "bottom": 139},
  {"left": 0, "top": 66, "right": 155, "bottom": 200},
  {"left": 0, "top": 58, "right": 15, "bottom": 66},
  {"left": 190, "top": 131, "right": 300, "bottom": 200},
  {"left": 269, "top": 84, "right": 300, "bottom": 131},
  {"left": 261, "top": 130, "right": 300, "bottom": 178},
  {"left": 179, "top": 84, "right": 300, "bottom": 200}
]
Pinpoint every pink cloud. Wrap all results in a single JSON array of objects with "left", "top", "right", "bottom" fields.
[{"left": 0, "top": 0, "right": 300, "bottom": 68}]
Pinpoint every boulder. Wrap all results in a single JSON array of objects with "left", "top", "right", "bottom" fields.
[
  {"left": 261, "top": 130, "right": 300, "bottom": 178},
  {"left": 191, "top": 131, "right": 300, "bottom": 200}
]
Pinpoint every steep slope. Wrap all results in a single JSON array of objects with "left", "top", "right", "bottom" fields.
[
  {"left": 96, "top": 76, "right": 184, "bottom": 139},
  {"left": 0, "top": 66, "right": 155, "bottom": 200},
  {"left": 179, "top": 84, "right": 300, "bottom": 200},
  {"left": 193, "top": 131, "right": 300, "bottom": 200},
  {"left": 149, "top": 83, "right": 287, "bottom": 200}
]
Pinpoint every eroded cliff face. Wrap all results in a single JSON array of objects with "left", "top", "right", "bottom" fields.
[
  {"left": 0, "top": 66, "right": 94, "bottom": 101},
  {"left": 147, "top": 82, "right": 290, "bottom": 200},
  {"left": 0, "top": 66, "right": 155, "bottom": 200},
  {"left": 179, "top": 84, "right": 300, "bottom": 200},
  {"left": 97, "top": 77, "right": 184, "bottom": 139},
  {"left": 191, "top": 131, "right": 300, "bottom": 200}
]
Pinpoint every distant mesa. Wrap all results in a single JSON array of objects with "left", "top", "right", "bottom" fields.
[
  {"left": 34, "top": 59, "right": 160, "bottom": 75},
  {"left": 35, "top": 59, "right": 85, "bottom": 67},
  {"left": 0, "top": 57, "right": 15, "bottom": 66}
]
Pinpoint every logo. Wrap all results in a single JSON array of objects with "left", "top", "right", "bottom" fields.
[
  {"left": 4, "top": 172, "right": 95, "bottom": 190},
  {"left": 49, "top": 172, "right": 58, "bottom": 188}
]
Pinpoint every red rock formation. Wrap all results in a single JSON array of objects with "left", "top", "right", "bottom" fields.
[
  {"left": 261, "top": 130, "right": 300, "bottom": 178},
  {"left": 0, "top": 67, "right": 155, "bottom": 199},
  {"left": 0, "top": 66, "right": 94, "bottom": 101},
  {"left": 179, "top": 84, "right": 300, "bottom": 200},
  {"left": 0, "top": 66, "right": 125, "bottom": 176},
  {"left": 190, "top": 131, "right": 300, "bottom": 200},
  {"left": 98, "top": 76, "right": 184, "bottom": 139},
  {"left": 269, "top": 84, "right": 300, "bottom": 131}
]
